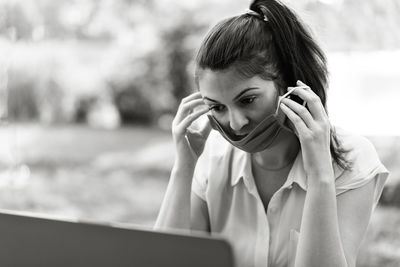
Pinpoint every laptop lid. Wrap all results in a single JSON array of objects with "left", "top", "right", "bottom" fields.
[{"left": 0, "top": 210, "right": 234, "bottom": 267}]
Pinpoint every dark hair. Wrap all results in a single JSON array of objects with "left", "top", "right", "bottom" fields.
[{"left": 195, "top": 0, "right": 352, "bottom": 170}]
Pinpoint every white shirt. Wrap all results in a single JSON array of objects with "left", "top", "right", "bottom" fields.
[{"left": 192, "top": 127, "right": 389, "bottom": 267}]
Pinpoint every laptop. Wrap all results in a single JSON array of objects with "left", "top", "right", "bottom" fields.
[{"left": 0, "top": 209, "right": 234, "bottom": 267}]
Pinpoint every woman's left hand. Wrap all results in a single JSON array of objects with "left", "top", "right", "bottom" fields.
[{"left": 280, "top": 80, "right": 334, "bottom": 182}]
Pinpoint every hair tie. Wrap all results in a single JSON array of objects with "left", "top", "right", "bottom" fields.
[{"left": 245, "top": 9, "right": 268, "bottom": 22}]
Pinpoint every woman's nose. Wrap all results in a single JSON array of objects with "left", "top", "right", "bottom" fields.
[{"left": 229, "top": 110, "right": 249, "bottom": 132}]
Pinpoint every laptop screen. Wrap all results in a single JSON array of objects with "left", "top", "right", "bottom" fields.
[{"left": 0, "top": 210, "right": 234, "bottom": 267}]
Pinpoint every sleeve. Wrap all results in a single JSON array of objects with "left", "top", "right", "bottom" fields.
[{"left": 334, "top": 134, "right": 389, "bottom": 210}]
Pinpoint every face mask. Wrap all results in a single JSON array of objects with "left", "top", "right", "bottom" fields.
[{"left": 207, "top": 88, "right": 297, "bottom": 153}]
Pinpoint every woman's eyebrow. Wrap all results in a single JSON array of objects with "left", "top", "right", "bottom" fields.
[
  {"left": 203, "top": 87, "right": 259, "bottom": 103},
  {"left": 202, "top": 97, "right": 219, "bottom": 103},
  {"left": 233, "top": 87, "right": 259, "bottom": 101}
]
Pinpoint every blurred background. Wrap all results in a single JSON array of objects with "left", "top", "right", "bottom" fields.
[{"left": 0, "top": 0, "right": 399, "bottom": 266}]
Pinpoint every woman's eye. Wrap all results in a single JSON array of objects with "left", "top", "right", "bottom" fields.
[{"left": 240, "top": 96, "right": 256, "bottom": 105}]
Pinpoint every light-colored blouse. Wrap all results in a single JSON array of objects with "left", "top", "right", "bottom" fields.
[{"left": 192, "top": 127, "right": 389, "bottom": 267}]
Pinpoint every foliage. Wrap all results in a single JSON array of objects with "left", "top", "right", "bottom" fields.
[
  {"left": 1, "top": 0, "right": 400, "bottom": 124},
  {"left": 301, "top": 0, "right": 400, "bottom": 51}
]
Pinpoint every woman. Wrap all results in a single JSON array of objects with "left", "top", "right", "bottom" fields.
[{"left": 155, "top": 1, "right": 389, "bottom": 267}]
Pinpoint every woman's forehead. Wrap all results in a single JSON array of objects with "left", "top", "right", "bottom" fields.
[{"left": 199, "top": 69, "right": 276, "bottom": 98}]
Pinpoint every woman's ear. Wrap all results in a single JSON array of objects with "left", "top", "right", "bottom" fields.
[{"left": 273, "top": 79, "right": 288, "bottom": 96}]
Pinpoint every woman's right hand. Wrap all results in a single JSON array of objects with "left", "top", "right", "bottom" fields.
[{"left": 172, "top": 92, "right": 212, "bottom": 166}]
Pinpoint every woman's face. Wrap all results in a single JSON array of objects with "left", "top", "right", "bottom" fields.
[{"left": 199, "top": 68, "right": 279, "bottom": 138}]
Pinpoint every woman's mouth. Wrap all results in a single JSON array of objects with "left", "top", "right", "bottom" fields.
[
  {"left": 229, "top": 131, "right": 249, "bottom": 140},
  {"left": 234, "top": 132, "right": 248, "bottom": 137}
]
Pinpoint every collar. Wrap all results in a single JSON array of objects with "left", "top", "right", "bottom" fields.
[
  {"left": 230, "top": 148, "right": 308, "bottom": 192},
  {"left": 230, "top": 148, "right": 252, "bottom": 187}
]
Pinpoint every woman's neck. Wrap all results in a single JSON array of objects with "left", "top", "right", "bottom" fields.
[{"left": 252, "top": 129, "right": 300, "bottom": 171}]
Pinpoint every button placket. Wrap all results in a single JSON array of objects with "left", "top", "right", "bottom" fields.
[
  {"left": 267, "top": 186, "right": 285, "bottom": 216},
  {"left": 251, "top": 187, "right": 270, "bottom": 267}
]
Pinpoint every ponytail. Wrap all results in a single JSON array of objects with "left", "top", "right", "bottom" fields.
[
  {"left": 250, "top": 0, "right": 352, "bottom": 171},
  {"left": 250, "top": 0, "right": 328, "bottom": 106}
]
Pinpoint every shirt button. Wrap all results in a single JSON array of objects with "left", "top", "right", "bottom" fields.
[{"left": 268, "top": 205, "right": 276, "bottom": 213}]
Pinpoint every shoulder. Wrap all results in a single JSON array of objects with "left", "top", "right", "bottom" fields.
[
  {"left": 333, "top": 126, "right": 389, "bottom": 198},
  {"left": 198, "top": 130, "right": 234, "bottom": 164},
  {"left": 192, "top": 131, "right": 236, "bottom": 191},
  {"left": 334, "top": 126, "right": 381, "bottom": 171},
  {"left": 193, "top": 130, "right": 249, "bottom": 184}
]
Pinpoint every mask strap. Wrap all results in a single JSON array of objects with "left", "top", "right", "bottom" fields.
[
  {"left": 274, "top": 87, "right": 296, "bottom": 115},
  {"left": 274, "top": 86, "right": 309, "bottom": 115}
]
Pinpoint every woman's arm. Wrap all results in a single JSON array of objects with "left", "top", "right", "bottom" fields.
[
  {"left": 154, "top": 161, "right": 211, "bottom": 232},
  {"left": 154, "top": 92, "right": 211, "bottom": 231},
  {"left": 280, "top": 81, "right": 376, "bottom": 267},
  {"left": 154, "top": 161, "right": 196, "bottom": 230},
  {"left": 294, "top": 172, "right": 375, "bottom": 267}
]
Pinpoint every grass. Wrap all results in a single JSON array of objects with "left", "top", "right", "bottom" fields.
[
  {"left": 0, "top": 123, "right": 174, "bottom": 225},
  {"left": 357, "top": 206, "right": 400, "bottom": 267},
  {"left": 0, "top": 123, "right": 399, "bottom": 266}
]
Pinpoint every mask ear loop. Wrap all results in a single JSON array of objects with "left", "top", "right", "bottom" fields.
[
  {"left": 274, "top": 86, "right": 308, "bottom": 116},
  {"left": 275, "top": 87, "right": 296, "bottom": 116}
]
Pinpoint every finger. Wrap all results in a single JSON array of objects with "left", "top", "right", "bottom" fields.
[
  {"left": 198, "top": 119, "right": 212, "bottom": 139},
  {"left": 179, "top": 98, "right": 206, "bottom": 115},
  {"left": 175, "top": 98, "right": 207, "bottom": 122},
  {"left": 181, "top": 92, "right": 203, "bottom": 104},
  {"left": 280, "top": 102, "right": 310, "bottom": 136},
  {"left": 296, "top": 80, "right": 309, "bottom": 87},
  {"left": 296, "top": 80, "right": 325, "bottom": 110},
  {"left": 280, "top": 97, "right": 315, "bottom": 128},
  {"left": 287, "top": 83, "right": 327, "bottom": 121},
  {"left": 175, "top": 106, "right": 210, "bottom": 136},
  {"left": 185, "top": 120, "right": 212, "bottom": 157},
  {"left": 187, "top": 114, "right": 213, "bottom": 138}
]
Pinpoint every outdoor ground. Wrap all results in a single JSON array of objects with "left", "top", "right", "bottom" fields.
[{"left": 0, "top": 124, "right": 399, "bottom": 266}]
